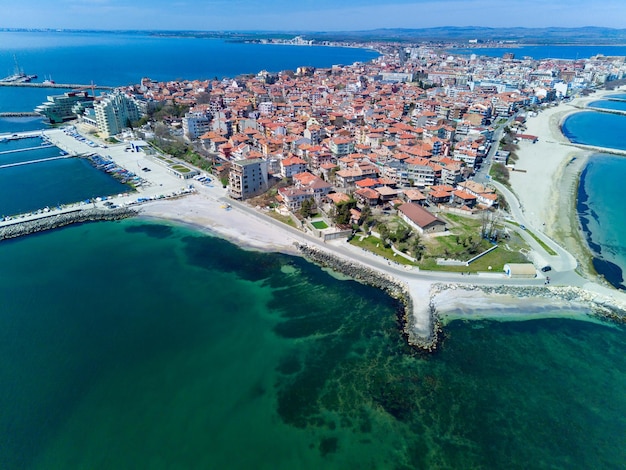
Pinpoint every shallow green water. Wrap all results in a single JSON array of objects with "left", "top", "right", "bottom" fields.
[{"left": 1, "top": 220, "right": 624, "bottom": 469}]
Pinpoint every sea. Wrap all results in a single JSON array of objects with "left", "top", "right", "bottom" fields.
[
  {"left": 451, "top": 44, "right": 626, "bottom": 60},
  {"left": 1, "top": 32, "right": 625, "bottom": 469}
]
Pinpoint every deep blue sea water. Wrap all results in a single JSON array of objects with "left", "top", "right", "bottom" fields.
[
  {"left": 0, "top": 31, "right": 625, "bottom": 469},
  {"left": 588, "top": 99, "right": 626, "bottom": 112},
  {"left": 452, "top": 44, "right": 626, "bottom": 59},
  {"left": 0, "top": 31, "right": 378, "bottom": 87}
]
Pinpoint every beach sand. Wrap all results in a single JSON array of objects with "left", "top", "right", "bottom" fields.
[{"left": 509, "top": 88, "right": 622, "bottom": 280}]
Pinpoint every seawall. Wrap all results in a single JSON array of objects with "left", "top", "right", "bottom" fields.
[
  {"left": 0, "top": 207, "right": 138, "bottom": 241},
  {"left": 295, "top": 243, "right": 440, "bottom": 352}
]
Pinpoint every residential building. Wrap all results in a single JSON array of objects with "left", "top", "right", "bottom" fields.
[
  {"left": 183, "top": 112, "right": 212, "bottom": 140},
  {"left": 398, "top": 203, "right": 446, "bottom": 234},
  {"left": 35, "top": 91, "right": 94, "bottom": 124},
  {"left": 93, "top": 91, "right": 142, "bottom": 138},
  {"left": 228, "top": 158, "right": 269, "bottom": 200}
]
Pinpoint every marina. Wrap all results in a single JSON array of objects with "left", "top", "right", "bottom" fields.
[
  {"left": 0, "top": 128, "right": 197, "bottom": 221},
  {"left": 0, "top": 55, "right": 37, "bottom": 83}
]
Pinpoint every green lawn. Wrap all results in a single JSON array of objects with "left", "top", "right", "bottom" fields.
[
  {"left": 349, "top": 236, "right": 414, "bottom": 265},
  {"left": 268, "top": 211, "right": 297, "bottom": 228},
  {"left": 311, "top": 220, "right": 329, "bottom": 229}
]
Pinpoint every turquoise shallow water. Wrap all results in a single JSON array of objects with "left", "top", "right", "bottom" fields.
[
  {"left": 1, "top": 220, "right": 624, "bottom": 469},
  {"left": 562, "top": 101, "right": 626, "bottom": 289}
]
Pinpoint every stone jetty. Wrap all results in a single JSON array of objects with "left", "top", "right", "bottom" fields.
[
  {"left": 0, "top": 207, "right": 137, "bottom": 241},
  {"left": 295, "top": 242, "right": 440, "bottom": 352}
]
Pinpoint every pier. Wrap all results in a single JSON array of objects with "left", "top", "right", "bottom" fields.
[
  {"left": 0, "top": 82, "right": 113, "bottom": 90},
  {"left": 0, "top": 154, "right": 71, "bottom": 169},
  {"left": 563, "top": 142, "right": 626, "bottom": 157},
  {"left": 0, "top": 144, "right": 54, "bottom": 156},
  {"left": 0, "top": 112, "right": 41, "bottom": 118},
  {"left": 574, "top": 104, "right": 626, "bottom": 117}
]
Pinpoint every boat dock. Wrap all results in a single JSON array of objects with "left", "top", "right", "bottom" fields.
[
  {"left": 0, "top": 144, "right": 55, "bottom": 156},
  {"left": 0, "top": 82, "right": 113, "bottom": 90},
  {"left": 0, "top": 112, "right": 41, "bottom": 118},
  {"left": 0, "top": 155, "right": 72, "bottom": 170}
]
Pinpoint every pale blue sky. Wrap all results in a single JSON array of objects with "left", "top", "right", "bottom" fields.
[{"left": 2, "top": 0, "right": 626, "bottom": 31}]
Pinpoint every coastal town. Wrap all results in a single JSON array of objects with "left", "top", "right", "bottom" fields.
[{"left": 3, "top": 38, "right": 626, "bottom": 348}]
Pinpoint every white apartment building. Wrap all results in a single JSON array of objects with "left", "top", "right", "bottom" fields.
[
  {"left": 182, "top": 112, "right": 211, "bottom": 140},
  {"left": 93, "top": 91, "right": 141, "bottom": 138},
  {"left": 228, "top": 158, "right": 269, "bottom": 200}
]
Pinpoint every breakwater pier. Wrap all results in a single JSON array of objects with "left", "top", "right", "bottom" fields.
[
  {"left": 0, "top": 112, "right": 41, "bottom": 118},
  {"left": 0, "top": 82, "right": 113, "bottom": 90},
  {"left": 0, "top": 207, "right": 137, "bottom": 241},
  {"left": 0, "top": 154, "right": 71, "bottom": 169}
]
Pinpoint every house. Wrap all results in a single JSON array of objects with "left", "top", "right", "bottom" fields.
[
  {"left": 280, "top": 156, "right": 308, "bottom": 178},
  {"left": 517, "top": 134, "right": 538, "bottom": 143},
  {"left": 355, "top": 187, "right": 380, "bottom": 206},
  {"left": 398, "top": 203, "right": 446, "bottom": 234},
  {"left": 403, "top": 189, "right": 428, "bottom": 205},
  {"left": 452, "top": 189, "right": 478, "bottom": 208},
  {"left": 277, "top": 187, "right": 313, "bottom": 210},
  {"left": 293, "top": 171, "right": 332, "bottom": 202},
  {"left": 375, "top": 186, "right": 400, "bottom": 203}
]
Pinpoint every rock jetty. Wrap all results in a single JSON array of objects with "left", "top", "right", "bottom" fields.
[
  {"left": 0, "top": 208, "right": 138, "bottom": 241},
  {"left": 295, "top": 242, "right": 439, "bottom": 352}
]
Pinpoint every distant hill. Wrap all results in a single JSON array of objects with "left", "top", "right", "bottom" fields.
[
  {"left": 5, "top": 27, "right": 626, "bottom": 44},
  {"left": 303, "top": 27, "right": 626, "bottom": 44}
]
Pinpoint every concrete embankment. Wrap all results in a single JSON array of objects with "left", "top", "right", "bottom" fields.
[
  {"left": 295, "top": 243, "right": 440, "bottom": 352},
  {"left": 0, "top": 208, "right": 137, "bottom": 241}
]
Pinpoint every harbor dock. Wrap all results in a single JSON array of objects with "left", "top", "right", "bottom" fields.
[{"left": 0, "top": 82, "right": 113, "bottom": 90}]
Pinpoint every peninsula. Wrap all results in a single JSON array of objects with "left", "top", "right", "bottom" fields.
[{"left": 3, "top": 41, "right": 626, "bottom": 350}]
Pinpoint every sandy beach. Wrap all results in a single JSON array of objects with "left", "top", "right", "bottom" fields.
[{"left": 508, "top": 88, "right": 622, "bottom": 279}]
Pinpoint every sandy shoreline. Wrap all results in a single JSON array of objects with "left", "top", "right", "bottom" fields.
[{"left": 509, "top": 87, "right": 622, "bottom": 282}]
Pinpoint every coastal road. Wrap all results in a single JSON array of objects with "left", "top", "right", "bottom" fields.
[{"left": 220, "top": 191, "right": 552, "bottom": 289}]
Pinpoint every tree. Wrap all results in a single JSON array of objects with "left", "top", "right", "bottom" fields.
[
  {"left": 377, "top": 223, "right": 390, "bottom": 242},
  {"left": 360, "top": 205, "right": 373, "bottom": 227},
  {"left": 299, "top": 198, "right": 315, "bottom": 219},
  {"left": 332, "top": 199, "right": 356, "bottom": 225},
  {"left": 491, "top": 163, "right": 510, "bottom": 184},
  {"left": 411, "top": 234, "right": 425, "bottom": 260},
  {"left": 393, "top": 225, "right": 411, "bottom": 243}
]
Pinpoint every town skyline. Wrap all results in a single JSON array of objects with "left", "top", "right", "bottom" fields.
[{"left": 3, "top": 0, "right": 626, "bottom": 32}]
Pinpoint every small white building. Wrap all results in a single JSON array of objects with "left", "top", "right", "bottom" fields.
[{"left": 503, "top": 263, "right": 536, "bottom": 278}]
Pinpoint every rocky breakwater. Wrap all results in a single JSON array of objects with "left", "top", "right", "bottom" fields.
[
  {"left": 0, "top": 208, "right": 138, "bottom": 241},
  {"left": 430, "top": 283, "right": 626, "bottom": 325},
  {"left": 295, "top": 243, "right": 440, "bottom": 352}
]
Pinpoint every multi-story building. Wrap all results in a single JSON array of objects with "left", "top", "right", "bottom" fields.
[
  {"left": 329, "top": 137, "right": 355, "bottom": 158},
  {"left": 182, "top": 112, "right": 212, "bottom": 140},
  {"left": 228, "top": 158, "right": 269, "bottom": 200},
  {"left": 35, "top": 91, "right": 94, "bottom": 124},
  {"left": 93, "top": 91, "right": 141, "bottom": 137}
]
